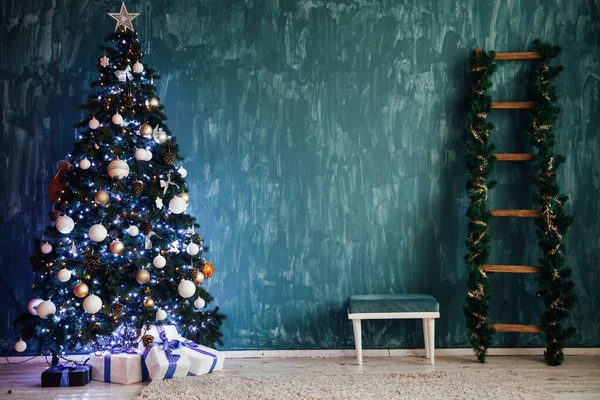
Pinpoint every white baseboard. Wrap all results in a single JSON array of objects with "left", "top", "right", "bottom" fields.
[
  {"left": 2, "top": 348, "right": 599, "bottom": 364},
  {"left": 223, "top": 347, "right": 600, "bottom": 359}
]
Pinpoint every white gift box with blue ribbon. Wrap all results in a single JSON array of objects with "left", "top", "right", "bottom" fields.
[
  {"left": 89, "top": 348, "right": 149, "bottom": 385},
  {"left": 181, "top": 341, "right": 223, "bottom": 375},
  {"left": 142, "top": 325, "right": 191, "bottom": 380},
  {"left": 141, "top": 325, "right": 225, "bottom": 375}
]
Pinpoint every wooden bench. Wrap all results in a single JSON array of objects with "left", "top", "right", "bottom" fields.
[{"left": 347, "top": 294, "right": 440, "bottom": 365}]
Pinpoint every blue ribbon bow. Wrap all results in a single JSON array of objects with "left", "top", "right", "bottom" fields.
[
  {"left": 103, "top": 348, "right": 149, "bottom": 383},
  {"left": 142, "top": 326, "right": 182, "bottom": 379},
  {"left": 181, "top": 341, "right": 218, "bottom": 374}
]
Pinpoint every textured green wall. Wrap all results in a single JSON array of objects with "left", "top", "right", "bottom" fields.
[{"left": 1, "top": 0, "right": 599, "bottom": 352}]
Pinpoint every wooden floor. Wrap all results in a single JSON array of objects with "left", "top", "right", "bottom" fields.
[{"left": 1, "top": 355, "right": 599, "bottom": 399}]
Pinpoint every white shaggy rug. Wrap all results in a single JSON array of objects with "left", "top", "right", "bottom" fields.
[{"left": 134, "top": 370, "right": 555, "bottom": 400}]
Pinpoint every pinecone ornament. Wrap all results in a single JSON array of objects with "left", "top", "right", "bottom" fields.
[
  {"left": 130, "top": 41, "right": 141, "bottom": 55},
  {"left": 49, "top": 210, "right": 60, "bottom": 222},
  {"left": 124, "top": 94, "right": 136, "bottom": 108},
  {"left": 99, "top": 126, "right": 113, "bottom": 136},
  {"left": 141, "top": 334, "right": 154, "bottom": 348},
  {"left": 112, "top": 303, "right": 124, "bottom": 318},
  {"left": 132, "top": 180, "right": 144, "bottom": 196},
  {"left": 141, "top": 221, "right": 153, "bottom": 235},
  {"left": 163, "top": 152, "right": 175, "bottom": 165},
  {"left": 190, "top": 268, "right": 200, "bottom": 281},
  {"left": 84, "top": 253, "right": 101, "bottom": 271},
  {"left": 29, "top": 252, "right": 43, "bottom": 269},
  {"left": 191, "top": 233, "right": 201, "bottom": 243}
]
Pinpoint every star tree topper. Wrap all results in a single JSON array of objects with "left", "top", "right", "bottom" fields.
[{"left": 108, "top": 2, "right": 140, "bottom": 32}]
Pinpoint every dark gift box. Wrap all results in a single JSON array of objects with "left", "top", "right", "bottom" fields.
[{"left": 41, "top": 364, "right": 92, "bottom": 387}]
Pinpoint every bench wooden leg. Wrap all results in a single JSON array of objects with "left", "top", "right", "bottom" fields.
[
  {"left": 427, "top": 318, "right": 435, "bottom": 365},
  {"left": 422, "top": 318, "right": 430, "bottom": 359},
  {"left": 352, "top": 319, "right": 363, "bottom": 365}
]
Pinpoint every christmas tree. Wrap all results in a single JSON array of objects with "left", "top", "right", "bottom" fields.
[{"left": 13, "top": 3, "right": 225, "bottom": 356}]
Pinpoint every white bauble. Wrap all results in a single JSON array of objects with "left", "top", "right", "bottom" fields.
[
  {"left": 186, "top": 243, "right": 200, "bottom": 256},
  {"left": 88, "top": 117, "right": 100, "bottom": 129},
  {"left": 57, "top": 268, "right": 72, "bottom": 282},
  {"left": 111, "top": 112, "right": 124, "bottom": 125},
  {"left": 41, "top": 242, "right": 53, "bottom": 254},
  {"left": 149, "top": 97, "right": 159, "bottom": 107},
  {"left": 14, "top": 339, "right": 27, "bottom": 353},
  {"left": 28, "top": 298, "right": 43, "bottom": 315},
  {"left": 132, "top": 61, "right": 144, "bottom": 73},
  {"left": 155, "top": 309, "right": 167, "bottom": 321},
  {"left": 194, "top": 297, "right": 206, "bottom": 309},
  {"left": 127, "top": 225, "right": 139, "bottom": 236},
  {"left": 153, "top": 130, "right": 167, "bottom": 144},
  {"left": 178, "top": 280, "right": 196, "bottom": 298},
  {"left": 37, "top": 300, "right": 56, "bottom": 319},
  {"left": 168, "top": 196, "right": 187, "bottom": 214},
  {"left": 153, "top": 255, "right": 166, "bottom": 269},
  {"left": 83, "top": 294, "right": 102, "bottom": 314},
  {"left": 135, "top": 148, "right": 147, "bottom": 160},
  {"left": 79, "top": 158, "right": 91, "bottom": 170},
  {"left": 107, "top": 159, "right": 130, "bottom": 180},
  {"left": 88, "top": 224, "right": 108, "bottom": 242},
  {"left": 177, "top": 166, "right": 187, "bottom": 178},
  {"left": 56, "top": 216, "right": 75, "bottom": 234},
  {"left": 145, "top": 149, "right": 153, "bottom": 161}
]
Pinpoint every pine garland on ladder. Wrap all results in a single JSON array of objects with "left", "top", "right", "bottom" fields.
[
  {"left": 525, "top": 40, "right": 575, "bottom": 366},
  {"left": 464, "top": 49, "right": 497, "bottom": 363},
  {"left": 464, "top": 41, "right": 575, "bottom": 366}
]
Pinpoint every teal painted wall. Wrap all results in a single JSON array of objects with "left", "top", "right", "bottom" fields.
[{"left": 1, "top": 0, "right": 599, "bottom": 352}]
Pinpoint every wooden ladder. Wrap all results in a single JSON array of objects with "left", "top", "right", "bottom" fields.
[{"left": 484, "top": 50, "right": 544, "bottom": 335}]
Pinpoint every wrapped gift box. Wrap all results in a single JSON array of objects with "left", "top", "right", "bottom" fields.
[
  {"left": 141, "top": 325, "right": 225, "bottom": 375},
  {"left": 142, "top": 326, "right": 191, "bottom": 380},
  {"left": 89, "top": 349, "right": 149, "bottom": 385},
  {"left": 41, "top": 364, "right": 91, "bottom": 387},
  {"left": 181, "top": 341, "right": 224, "bottom": 375}
]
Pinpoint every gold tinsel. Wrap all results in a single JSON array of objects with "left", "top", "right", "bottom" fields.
[{"left": 468, "top": 284, "right": 485, "bottom": 299}]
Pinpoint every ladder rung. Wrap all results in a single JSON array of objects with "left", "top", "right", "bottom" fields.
[
  {"left": 493, "top": 324, "right": 543, "bottom": 333},
  {"left": 494, "top": 52, "right": 544, "bottom": 61},
  {"left": 491, "top": 102, "right": 535, "bottom": 109},
  {"left": 490, "top": 209, "right": 541, "bottom": 218},
  {"left": 494, "top": 153, "right": 534, "bottom": 161},
  {"left": 482, "top": 265, "right": 542, "bottom": 274}
]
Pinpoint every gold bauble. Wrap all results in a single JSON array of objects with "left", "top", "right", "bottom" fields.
[
  {"left": 135, "top": 269, "right": 151, "bottom": 284},
  {"left": 74, "top": 282, "right": 89, "bottom": 298},
  {"left": 143, "top": 297, "right": 155, "bottom": 308},
  {"left": 139, "top": 123, "right": 153, "bottom": 137},
  {"left": 109, "top": 240, "right": 124, "bottom": 255},
  {"left": 149, "top": 97, "right": 159, "bottom": 107},
  {"left": 95, "top": 190, "right": 109, "bottom": 205},
  {"left": 179, "top": 192, "right": 190, "bottom": 204},
  {"left": 191, "top": 268, "right": 205, "bottom": 285}
]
